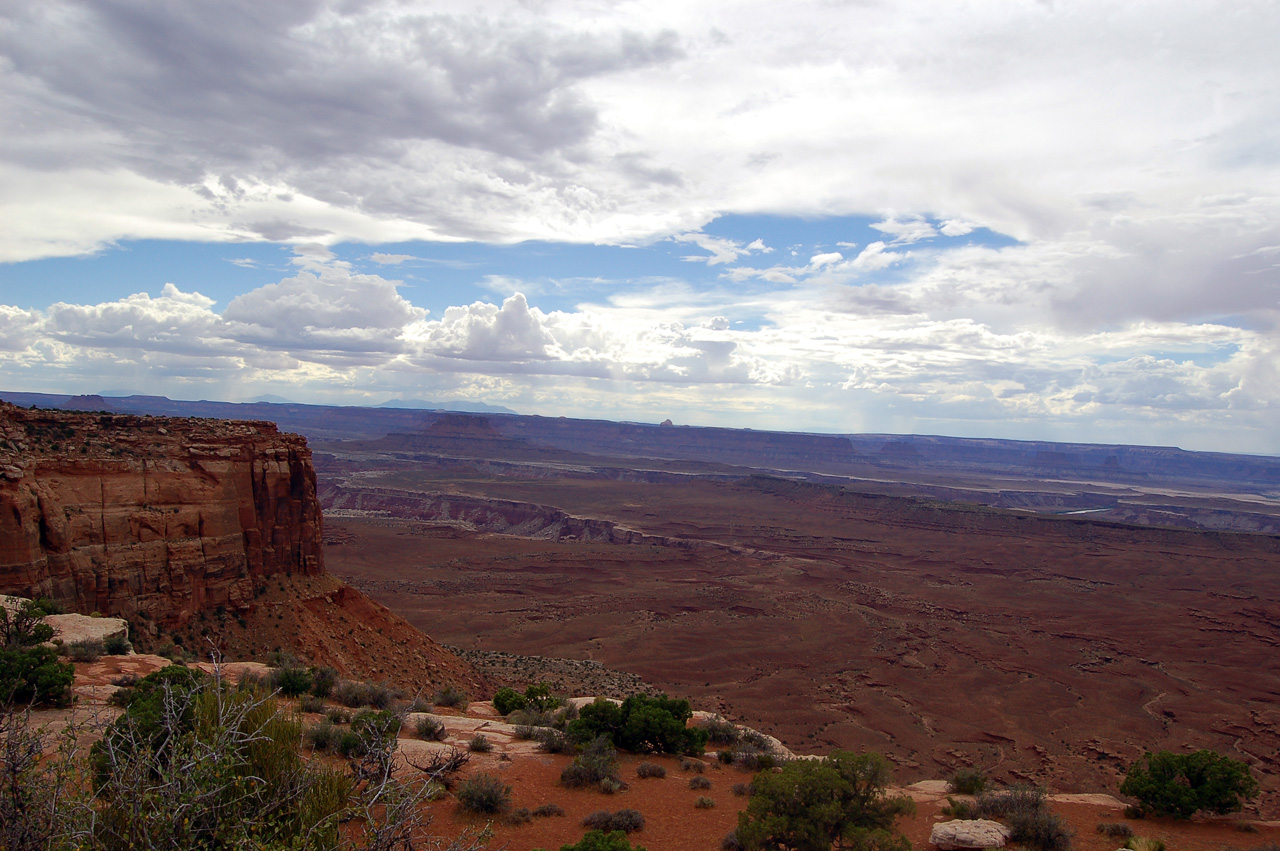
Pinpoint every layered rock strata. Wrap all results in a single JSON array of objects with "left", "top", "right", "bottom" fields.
[{"left": 0, "top": 403, "right": 322, "bottom": 629}]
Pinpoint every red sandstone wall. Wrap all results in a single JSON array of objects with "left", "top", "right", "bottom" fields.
[{"left": 0, "top": 403, "right": 322, "bottom": 629}]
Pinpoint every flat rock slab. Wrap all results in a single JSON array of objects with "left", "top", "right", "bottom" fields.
[
  {"left": 46, "top": 613, "right": 130, "bottom": 647},
  {"left": 930, "top": 819, "right": 1012, "bottom": 850}
]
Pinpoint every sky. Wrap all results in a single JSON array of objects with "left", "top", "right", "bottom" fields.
[{"left": 1, "top": 1, "right": 1278, "bottom": 454}]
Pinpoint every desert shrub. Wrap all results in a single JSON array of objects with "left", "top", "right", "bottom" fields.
[
  {"left": 680, "top": 757, "right": 705, "bottom": 773},
  {"left": 416, "top": 715, "right": 447, "bottom": 741},
  {"left": 456, "top": 773, "right": 511, "bottom": 814},
  {"left": 583, "top": 810, "right": 616, "bottom": 831},
  {"left": 326, "top": 707, "right": 351, "bottom": 724},
  {"left": 88, "top": 669, "right": 357, "bottom": 850},
  {"left": 695, "top": 796, "right": 716, "bottom": 809},
  {"left": 1120, "top": 749, "right": 1259, "bottom": 818},
  {"left": 717, "top": 749, "right": 734, "bottom": 765},
  {"left": 701, "top": 715, "right": 741, "bottom": 744},
  {"left": 468, "top": 733, "right": 494, "bottom": 753},
  {"left": 731, "top": 782, "right": 750, "bottom": 797},
  {"left": 405, "top": 695, "right": 434, "bottom": 712},
  {"left": 351, "top": 709, "right": 401, "bottom": 749},
  {"left": 331, "top": 679, "right": 395, "bottom": 710},
  {"left": 561, "top": 735, "right": 621, "bottom": 791},
  {"left": 1097, "top": 822, "right": 1135, "bottom": 840},
  {"left": 730, "top": 743, "right": 776, "bottom": 772},
  {"left": 599, "top": 777, "right": 626, "bottom": 795},
  {"left": 537, "top": 728, "right": 575, "bottom": 754},
  {"left": 298, "top": 693, "right": 326, "bottom": 713},
  {"left": 103, "top": 633, "right": 131, "bottom": 655},
  {"left": 737, "top": 750, "right": 914, "bottom": 851},
  {"left": 941, "top": 796, "right": 980, "bottom": 819},
  {"left": 1125, "top": 837, "right": 1166, "bottom": 851},
  {"left": 1007, "top": 807, "right": 1072, "bottom": 851},
  {"left": 510, "top": 707, "right": 559, "bottom": 728},
  {"left": 533, "top": 802, "right": 566, "bottom": 818},
  {"left": 947, "top": 767, "right": 988, "bottom": 795},
  {"left": 507, "top": 806, "right": 533, "bottom": 825},
  {"left": 557, "top": 830, "right": 649, "bottom": 851},
  {"left": 722, "top": 829, "right": 744, "bottom": 851},
  {"left": 306, "top": 719, "right": 341, "bottom": 752},
  {"left": 568, "top": 694, "right": 708, "bottom": 756},
  {"left": 690, "top": 775, "right": 712, "bottom": 790},
  {"left": 434, "top": 685, "right": 469, "bottom": 709},
  {"left": 553, "top": 702, "right": 579, "bottom": 728},
  {"left": 270, "top": 665, "right": 313, "bottom": 697},
  {"left": 515, "top": 724, "right": 538, "bottom": 740},
  {"left": 636, "top": 761, "right": 667, "bottom": 779},
  {"left": 583, "top": 808, "right": 646, "bottom": 833},
  {"left": 977, "top": 784, "right": 1046, "bottom": 820},
  {"left": 309, "top": 666, "right": 338, "bottom": 698},
  {"left": 335, "top": 730, "right": 365, "bottom": 758}
]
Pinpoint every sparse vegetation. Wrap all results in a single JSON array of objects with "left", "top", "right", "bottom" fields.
[
  {"left": 416, "top": 715, "right": 447, "bottom": 741},
  {"left": 1120, "top": 749, "right": 1259, "bottom": 819},
  {"left": 694, "top": 795, "right": 716, "bottom": 809},
  {"left": 434, "top": 685, "right": 469, "bottom": 709},
  {"left": 551, "top": 830, "right": 649, "bottom": 851},
  {"left": 456, "top": 772, "right": 511, "bottom": 814},
  {"left": 494, "top": 682, "right": 562, "bottom": 716},
  {"left": 468, "top": 733, "right": 493, "bottom": 752},
  {"left": 1125, "top": 837, "right": 1166, "bottom": 851},
  {"left": 689, "top": 775, "right": 712, "bottom": 790},
  {"left": 561, "top": 734, "right": 623, "bottom": 792},
  {"left": 533, "top": 802, "right": 565, "bottom": 818},
  {"left": 736, "top": 750, "right": 914, "bottom": 851},
  {"left": 976, "top": 785, "right": 1072, "bottom": 851},
  {"left": 947, "top": 766, "right": 988, "bottom": 795},
  {"left": 635, "top": 761, "right": 666, "bottom": 779},
  {"left": 1097, "top": 822, "right": 1135, "bottom": 840},
  {"left": 583, "top": 808, "right": 646, "bottom": 833}
]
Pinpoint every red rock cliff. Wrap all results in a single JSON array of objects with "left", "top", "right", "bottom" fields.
[{"left": 0, "top": 403, "right": 323, "bottom": 628}]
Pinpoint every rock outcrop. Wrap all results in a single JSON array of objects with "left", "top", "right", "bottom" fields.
[
  {"left": 929, "top": 819, "right": 1011, "bottom": 850},
  {"left": 0, "top": 403, "right": 322, "bottom": 630}
]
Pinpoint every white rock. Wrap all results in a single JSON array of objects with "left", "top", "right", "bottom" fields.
[{"left": 930, "top": 819, "right": 1012, "bottom": 850}]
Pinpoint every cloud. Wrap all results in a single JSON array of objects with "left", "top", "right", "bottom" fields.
[
  {"left": 870, "top": 215, "right": 937, "bottom": 244},
  {"left": 224, "top": 267, "right": 426, "bottom": 355},
  {"left": 370, "top": 253, "right": 417, "bottom": 265},
  {"left": 674, "top": 232, "right": 772, "bottom": 265}
]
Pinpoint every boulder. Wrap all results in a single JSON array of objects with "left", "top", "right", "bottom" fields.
[
  {"left": 46, "top": 612, "right": 130, "bottom": 650},
  {"left": 930, "top": 819, "right": 1012, "bottom": 850}
]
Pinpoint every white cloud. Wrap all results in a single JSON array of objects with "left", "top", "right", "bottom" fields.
[
  {"left": 370, "top": 253, "right": 417, "bottom": 265},
  {"left": 870, "top": 215, "right": 937, "bottom": 244},
  {"left": 674, "top": 232, "right": 771, "bottom": 265}
]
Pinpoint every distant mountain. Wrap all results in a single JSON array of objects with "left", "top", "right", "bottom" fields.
[
  {"left": 378, "top": 398, "right": 517, "bottom": 415},
  {"left": 247, "top": 394, "right": 296, "bottom": 404}
]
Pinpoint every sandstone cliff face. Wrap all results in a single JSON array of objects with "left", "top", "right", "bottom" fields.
[{"left": 0, "top": 403, "right": 322, "bottom": 629}]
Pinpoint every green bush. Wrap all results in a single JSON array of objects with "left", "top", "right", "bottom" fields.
[
  {"left": 1120, "top": 749, "right": 1259, "bottom": 818},
  {"left": 271, "top": 665, "right": 314, "bottom": 697},
  {"left": 468, "top": 733, "right": 493, "bottom": 753},
  {"left": 103, "top": 633, "right": 131, "bottom": 655},
  {"left": 310, "top": 666, "right": 338, "bottom": 698},
  {"left": 636, "top": 761, "right": 666, "bottom": 779},
  {"left": 947, "top": 767, "right": 987, "bottom": 795},
  {"left": 555, "top": 830, "right": 648, "bottom": 851},
  {"left": 567, "top": 694, "right": 708, "bottom": 756},
  {"left": 533, "top": 802, "right": 566, "bottom": 818},
  {"left": 736, "top": 750, "right": 914, "bottom": 851},
  {"left": 583, "top": 808, "right": 646, "bottom": 833},
  {"left": 456, "top": 773, "right": 511, "bottom": 814},
  {"left": 690, "top": 775, "right": 711, "bottom": 790},
  {"left": 493, "top": 686, "right": 527, "bottom": 716},
  {"left": 0, "top": 600, "right": 74, "bottom": 706},
  {"left": 695, "top": 796, "right": 716, "bottom": 809}
]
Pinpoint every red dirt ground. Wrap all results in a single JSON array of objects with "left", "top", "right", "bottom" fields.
[{"left": 323, "top": 472, "right": 1280, "bottom": 819}]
